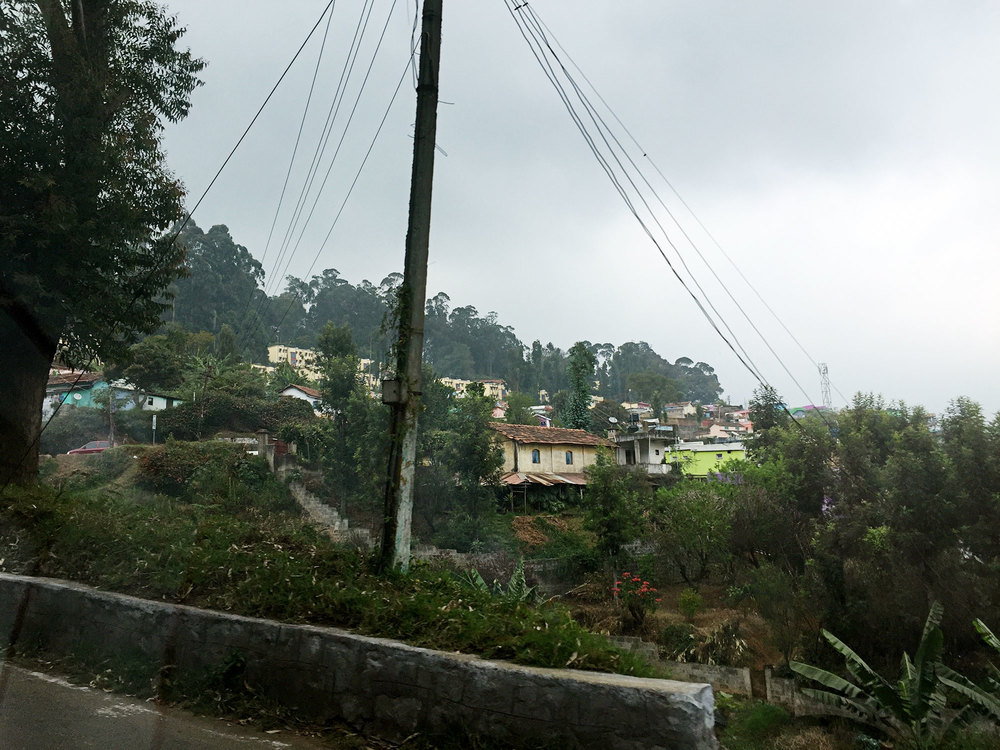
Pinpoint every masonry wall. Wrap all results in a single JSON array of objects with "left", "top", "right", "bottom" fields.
[{"left": 0, "top": 574, "right": 717, "bottom": 750}]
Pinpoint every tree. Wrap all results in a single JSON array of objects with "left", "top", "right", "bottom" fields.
[
  {"left": 1, "top": 1, "right": 204, "bottom": 484},
  {"left": 562, "top": 341, "right": 596, "bottom": 430},
  {"left": 583, "top": 447, "right": 646, "bottom": 560},
  {"left": 316, "top": 322, "right": 359, "bottom": 414},
  {"left": 119, "top": 335, "right": 185, "bottom": 394},
  {"left": 504, "top": 392, "right": 536, "bottom": 425},
  {"left": 654, "top": 482, "right": 733, "bottom": 586}
]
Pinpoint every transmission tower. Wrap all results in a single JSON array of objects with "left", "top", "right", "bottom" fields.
[{"left": 818, "top": 363, "right": 832, "bottom": 410}]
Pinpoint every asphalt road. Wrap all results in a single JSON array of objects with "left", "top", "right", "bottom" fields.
[{"left": 0, "top": 663, "right": 331, "bottom": 750}]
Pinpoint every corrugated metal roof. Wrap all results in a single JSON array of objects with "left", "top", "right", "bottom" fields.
[{"left": 500, "top": 471, "right": 589, "bottom": 486}]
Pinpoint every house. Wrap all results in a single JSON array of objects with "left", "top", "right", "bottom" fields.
[
  {"left": 280, "top": 383, "right": 323, "bottom": 414},
  {"left": 44, "top": 371, "right": 105, "bottom": 419},
  {"left": 44, "top": 371, "right": 181, "bottom": 420},
  {"left": 267, "top": 344, "right": 321, "bottom": 381},
  {"left": 487, "top": 423, "right": 613, "bottom": 488},
  {"left": 611, "top": 425, "right": 676, "bottom": 475},
  {"left": 439, "top": 376, "right": 508, "bottom": 400},
  {"left": 666, "top": 441, "right": 745, "bottom": 477}
]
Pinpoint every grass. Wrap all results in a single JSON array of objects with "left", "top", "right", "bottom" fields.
[{"left": 1, "top": 449, "right": 654, "bottom": 678}]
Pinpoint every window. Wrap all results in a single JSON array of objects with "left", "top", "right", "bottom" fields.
[
  {"left": 147, "top": 397, "right": 154, "bottom": 406},
  {"left": 655, "top": 449, "right": 660, "bottom": 456},
  {"left": 531, "top": 449, "right": 540, "bottom": 464},
  {"left": 565, "top": 451, "right": 573, "bottom": 465},
  {"left": 715, "top": 454, "right": 723, "bottom": 460}
]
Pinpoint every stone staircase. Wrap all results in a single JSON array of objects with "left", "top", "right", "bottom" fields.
[{"left": 287, "top": 480, "right": 372, "bottom": 548}]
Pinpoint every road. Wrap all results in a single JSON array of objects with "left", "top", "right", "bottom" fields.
[{"left": 0, "top": 663, "right": 332, "bottom": 750}]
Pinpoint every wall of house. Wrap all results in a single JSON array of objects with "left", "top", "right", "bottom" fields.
[
  {"left": 505, "top": 442, "right": 601, "bottom": 474},
  {"left": 668, "top": 447, "right": 745, "bottom": 477},
  {"left": 0, "top": 574, "right": 718, "bottom": 750}
]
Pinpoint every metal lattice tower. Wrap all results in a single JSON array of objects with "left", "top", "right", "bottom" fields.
[{"left": 818, "top": 363, "right": 832, "bottom": 410}]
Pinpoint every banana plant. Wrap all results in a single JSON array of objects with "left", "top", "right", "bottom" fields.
[
  {"left": 790, "top": 601, "right": 961, "bottom": 750},
  {"left": 939, "top": 618, "right": 1000, "bottom": 721}
]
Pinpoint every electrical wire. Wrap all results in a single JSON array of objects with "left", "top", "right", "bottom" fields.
[
  {"left": 237, "top": 0, "right": 405, "bottom": 356},
  {"left": 532, "top": 11, "right": 850, "bottom": 409},
  {"left": 505, "top": 1, "right": 827, "bottom": 431}
]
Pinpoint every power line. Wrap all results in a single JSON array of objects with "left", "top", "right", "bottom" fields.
[
  {"left": 533, "top": 12, "right": 850, "bottom": 408},
  {"left": 238, "top": 1, "right": 407, "bottom": 356},
  {"left": 505, "top": 3, "right": 765, "bottom": 388},
  {"left": 506, "top": 2, "right": 832, "bottom": 431}
]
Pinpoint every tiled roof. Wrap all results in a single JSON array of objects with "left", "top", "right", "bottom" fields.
[
  {"left": 283, "top": 384, "right": 321, "bottom": 399},
  {"left": 488, "top": 422, "right": 613, "bottom": 447}
]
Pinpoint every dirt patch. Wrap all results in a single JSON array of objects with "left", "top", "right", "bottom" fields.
[{"left": 510, "top": 514, "right": 568, "bottom": 547}]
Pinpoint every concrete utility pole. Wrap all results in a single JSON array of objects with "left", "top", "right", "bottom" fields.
[{"left": 378, "top": 0, "right": 442, "bottom": 573}]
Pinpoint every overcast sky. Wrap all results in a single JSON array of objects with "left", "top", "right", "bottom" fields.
[{"left": 160, "top": 1, "right": 1000, "bottom": 416}]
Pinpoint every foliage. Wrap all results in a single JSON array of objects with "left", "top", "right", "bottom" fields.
[
  {"left": 790, "top": 602, "right": 962, "bottom": 749},
  {"left": 0, "top": 0, "right": 204, "bottom": 484},
  {"left": 1, "top": 482, "right": 655, "bottom": 678},
  {"left": 316, "top": 321, "right": 359, "bottom": 413},
  {"left": 562, "top": 342, "right": 596, "bottom": 430},
  {"left": 504, "top": 391, "right": 537, "bottom": 425},
  {"left": 613, "top": 571, "right": 660, "bottom": 634},
  {"left": 658, "top": 622, "right": 696, "bottom": 657},
  {"left": 582, "top": 448, "right": 646, "bottom": 559},
  {"left": 653, "top": 481, "right": 733, "bottom": 585},
  {"left": 939, "top": 618, "right": 1000, "bottom": 722},
  {"left": 457, "top": 558, "right": 537, "bottom": 604},
  {"left": 135, "top": 440, "right": 293, "bottom": 511},
  {"left": 166, "top": 222, "right": 266, "bottom": 358},
  {"left": 677, "top": 587, "right": 703, "bottom": 621},
  {"left": 675, "top": 618, "right": 751, "bottom": 666},
  {"left": 39, "top": 408, "right": 109, "bottom": 455},
  {"left": 743, "top": 562, "right": 823, "bottom": 667}
]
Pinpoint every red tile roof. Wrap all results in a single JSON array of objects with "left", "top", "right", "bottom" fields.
[
  {"left": 488, "top": 422, "right": 613, "bottom": 447},
  {"left": 282, "top": 384, "right": 321, "bottom": 399}
]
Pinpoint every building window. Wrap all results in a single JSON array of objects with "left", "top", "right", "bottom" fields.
[
  {"left": 655, "top": 449, "right": 660, "bottom": 456},
  {"left": 716, "top": 454, "right": 723, "bottom": 460},
  {"left": 147, "top": 397, "right": 154, "bottom": 406},
  {"left": 565, "top": 451, "right": 573, "bottom": 465},
  {"left": 531, "top": 449, "right": 540, "bottom": 464}
]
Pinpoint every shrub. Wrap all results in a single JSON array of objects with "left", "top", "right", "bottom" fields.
[
  {"left": 659, "top": 622, "right": 695, "bottom": 657},
  {"left": 39, "top": 408, "right": 108, "bottom": 455},
  {"left": 135, "top": 440, "right": 294, "bottom": 512},
  {"left": 678, "top": 587, "right": 703, "bottom": 621},
  {"left": 613, "top": 571, "right": 661, "bottom": 634}
]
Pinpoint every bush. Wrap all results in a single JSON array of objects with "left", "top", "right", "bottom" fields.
[
  {"left": 721, "top": 701, "right": 790, "bottom": 747},
  {"left": 135, "top": 440, "right": 294, "bottom": 512},
  {"left": 658, "top": 622, "right": 695, "bottom": 657},
  {"left": 1, "top": 484, "right": 658, "bottom": 679},
  {"left": 613, "top": 571, "right": 661, "bottom": 634},
  {"left": 39, "top": 408, "right": 107, "bottom": 455},
  {"left": 678, "top": 587, "right": 703, "bottom": 621}
]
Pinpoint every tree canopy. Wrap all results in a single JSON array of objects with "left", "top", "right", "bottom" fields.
[{"left": 1, "top": 0, "right": 204, "bottom": 483}]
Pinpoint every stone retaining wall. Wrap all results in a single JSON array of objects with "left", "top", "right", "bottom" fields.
[
  {"left": 0, "top": 574, "right": 717, "bottom": 749},
  {"left": 609, "top": 637, "right": 753, "bottom": 697},
  {"left": 765, "top": 667, "right": 856, "bottom": 719}
]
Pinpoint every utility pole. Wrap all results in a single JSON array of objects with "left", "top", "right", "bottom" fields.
[{"left": 377, "top": 0, "right": 442, "bottom": 573}]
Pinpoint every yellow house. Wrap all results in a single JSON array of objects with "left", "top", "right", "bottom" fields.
[{"left": 488, "top": 423, "right": 613, "bottom": 487}]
